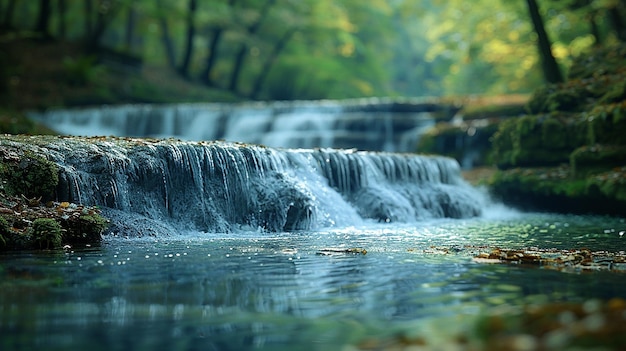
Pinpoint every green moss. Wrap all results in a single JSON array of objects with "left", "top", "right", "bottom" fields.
[
  {"left": 30, "top": 218, "right": 62, "bottom": 249},
  {"left": 0, "top": 216, "right": 8, "bottom": 247},
  {"left": 0, "top": 150, "right": 59, "bottom": 199},
  {"left": 462, "top": 103, "right": 526, "bottom": 120},
  {"left": 588, "top": 167, "right": 626, "bottom": 202},
  {"left": 526, "top": 85, "right": 584, "bottom": 114},
  {"left": 570, "top": 144, "right": 626, "bottom": 177},
  {"left": 491, "top": 114, "right": 577, "bottom": 169},
  {"left": 61, "top": 212, "right": 109, "bottom": 244}
]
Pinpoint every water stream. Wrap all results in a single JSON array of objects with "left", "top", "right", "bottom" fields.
[
  {"left": 28, "top": 98, "right": 452, "bottom": 152},
  {"left": 3, "top": 101, "right": 625, "bottom": 349},
  {"left": 1, "top": 213, "right": 625, "bottom": 350}
]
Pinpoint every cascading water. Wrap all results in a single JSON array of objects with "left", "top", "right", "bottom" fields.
[
  {"left": 7, "top": 136, "right": 483, "bottom": 235},
  {"left": 28, "top": 98, "right": 456, "bottom": 152}
]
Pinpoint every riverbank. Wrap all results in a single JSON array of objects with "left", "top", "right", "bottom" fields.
[
  {"left": 0, "top": 138, "right": 108, "bottom": 250},
  {"left": 426, "top": 44, "right": 626, "bottom": 216}
]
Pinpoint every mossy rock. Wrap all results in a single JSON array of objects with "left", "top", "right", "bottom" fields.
[
  {"left": 526, "top": 85, "right": 586, "bottom": 114},
  {"left": 490, "top": 114, "right": 583, "bottom": 169},
  {"left": 0, "top": 149, "right": 58, "bottom": 199},
  {"left": 588, "top": 167, "right": 626, "bottom": 202},
  {"left": 570, "top": 144, "right": 626, "bottom": 177},
  {"left": 488, "top": 166, "right": 626, "bottom": 215},
  {"left": 418, "top": 120, "right": 499, "bottom": 167},
  {"left": 568, "top": 44, "right": 626, "bottom": 80},
  {"left": 30, "top": 218, "right": 62, "bottom": 249},
  {"left": 462, "top": 103, "right": 526, "bottom": 120},
  {"left": 60, "top": 212, "right": 108, "bottom": 244}
]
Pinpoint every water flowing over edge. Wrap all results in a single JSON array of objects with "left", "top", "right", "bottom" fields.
[
  {"left": 2, "top": 136, "right": 485, "bottom": 235},
  {"left": 27, "top": 97, "right": 456, "bottom": 152}
]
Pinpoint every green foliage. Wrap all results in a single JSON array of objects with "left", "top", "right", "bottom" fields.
[
  {"left": 0, "top": 150, "right": 59, "bottom": 199},
  {"left": 2, "top": 0, "right": 625, "bottom": 100},
  {"left": 62, "top": 55, "right": 103, "bottom": 86},
  {"left": 30, "top": 218, "right": 62, "bottom": 249},
  {"left": 0, "top": 108, "right": 56, "bottom": 135}
]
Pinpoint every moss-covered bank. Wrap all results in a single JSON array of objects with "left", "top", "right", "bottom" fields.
[
  {"left": 0, "top": 141, "right": 108, "bottom": 251},
  {"left": 487, "top": 44, "right": 626, "bottom": 215},
  {"left": 417, "top": 96, "right": 528, "bottom": 168}
]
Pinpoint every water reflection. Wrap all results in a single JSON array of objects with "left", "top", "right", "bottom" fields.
[{"left": 1, "top": 213, "right": 625, "bottom": 350}]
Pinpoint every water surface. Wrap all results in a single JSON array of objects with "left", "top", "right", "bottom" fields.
[{"left": 1, "top": 212, "right": 625, "bottom": 350}]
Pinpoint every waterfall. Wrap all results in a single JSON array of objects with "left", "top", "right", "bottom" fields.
[
  {"left": 12, "top": 136, "right": 483, "bottom": 235},
  {"left": 28, "top": 98, "right": 456, "bottom": 152}
]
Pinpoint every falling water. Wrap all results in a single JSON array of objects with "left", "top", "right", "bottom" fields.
[
  {"left": 28, "top": 98, "right": 457, "bottom": 152},
  {"left": 5, "top": 136, "right": 482, "bottom": 235}
]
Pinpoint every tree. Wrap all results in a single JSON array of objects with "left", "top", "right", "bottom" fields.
[
  {"left": 179, "top": 0, "right": 197, "bottom": 77},
  {"left": 1, "top": 0, "right": 18, "bottom": 29},
  {"left": 35, "top": 0, "right": 52, "bottom": 38},
  {"left": 199, "top": 0, "right": 236, "bottom": 86},
  {"left": 57, "top": 0, "right": 66, "bottom": 39},
  {"left": 123, "top": 1, "right": 138, "bottom": 52},
  {"left": 608, "top": 3, "right": 626, "bottom": 42},
  {"left": 249, "top": 27, "right": 297, "bottom": 99},
  {"left": 525, "top": 0, "right": 563, "bottom": 83},
  {"left": 155, "top": 0, "right": 177, "bottom": 68},
  {"left": 228, "top": 0, "right": 276, "bottom": 94}
]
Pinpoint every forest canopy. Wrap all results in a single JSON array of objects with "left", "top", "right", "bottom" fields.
[{"left": 1, "top": 0, "right": 625, "bottom": 101}]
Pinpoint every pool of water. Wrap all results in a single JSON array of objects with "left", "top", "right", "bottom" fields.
[{"left": 1, "top": 211, "right": 625, "bottom": 351}]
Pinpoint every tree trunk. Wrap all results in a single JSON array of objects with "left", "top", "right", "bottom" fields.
[
  {"left": 86, "top": 1, "right": 121, "bottom": 52},
  {"left": 84, "top": 0, "right": 93, "bottom": 39},
  {"left": 608, "top": 5, "right": 626, "bottom": 42},
  {"left": 124, "top": 1, "right": 137, "bottom": 52},
  {"left": 57, "top": 0, "right": 66, "bottom": 39},
  {"left": 228, "top": 0, "right": 276, "bottom": 93},
  {"left": 249, "top": 28, "right": 296, "bottom": 100},
  {"left": 525, "top": 0, "right": 563, "bottom": 84},
  {"left": 35, "top": 0, "right": 52, "bottom": 38},
  {"left": 200, "top": 27, "right": 224, "bottom": 86},
  {"left": 179, "top": 0, "right": 197, "bottom": 78},
  {"left": 199, "top": 0, "right": 236, "bottom": 86},
  {"left": 158, "top": 16, "right": 177, "bottom": 69},
  {"left": 589, "top": 12, "right": 602, "bottom": 45},
  {"left": 2, "top": 0, "right": 18, "bottom": 29}
]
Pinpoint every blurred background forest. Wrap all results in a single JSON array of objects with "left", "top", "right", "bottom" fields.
[{"left": 1, "top": 0, "right": 625, "bottom": 106}]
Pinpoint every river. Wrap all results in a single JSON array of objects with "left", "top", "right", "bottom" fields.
[
  {"left": 1, "top": 211, "right": 625, "bottom": 350},
  {"left": 3, "top": 101, "right": 625, "bottom": 349}
]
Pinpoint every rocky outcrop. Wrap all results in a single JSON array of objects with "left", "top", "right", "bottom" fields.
[
  {"left": 1, "top": 135, "right": 485, "bottom": 249},
  {"left": 0, "top": 142, "right": 108, "bottom": 250},
  {"left": 488, "top": 44, "right": 626, "bottom": 215}
]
